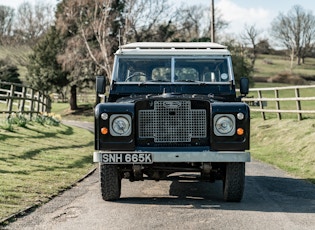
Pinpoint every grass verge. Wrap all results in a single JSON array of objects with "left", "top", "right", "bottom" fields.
[
  {"left": 0, "top": 120, "right": 94, "bottom": 222},
  {"left": 251, "top": 118, "right": 315, "bottom": 184},
  {"left": 51, "top": 103, "right": 94, "bottom": 122}
]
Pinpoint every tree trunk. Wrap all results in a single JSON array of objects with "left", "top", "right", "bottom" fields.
[
  {"left": 70, "top": 85, "right": 78, "bottom": 110},
  {"left": 297, "top": 56, "right": 301, "bottom": 65}
]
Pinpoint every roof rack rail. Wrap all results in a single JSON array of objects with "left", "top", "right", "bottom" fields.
[{"left": 120, "top": 42, "right": 227, "bottom": 50}]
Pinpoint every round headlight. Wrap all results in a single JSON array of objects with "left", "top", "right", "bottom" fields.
[
  {"left": 214, "top": 115, "right": 235, "bottom": 136},
  {"left": 111, "top": 116, "right": 131, "bottom": 136}
]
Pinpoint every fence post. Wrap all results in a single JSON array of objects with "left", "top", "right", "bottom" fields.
[
  {"left": 19, "top": 86, "right": 27, "bottom": 113},
  {"left": 44, "top": 92, "right": 52, "bottom": 113},
  {"left": 30, "top": 89, "right": 35, "bottom": 119},
  {"left": 40, "top": 92, "right": 45, "bottom": 112},
  {"left": 36, "top": 91, "right": 41, "bottom": 113},
  {"left": 274, "top": 89, "right": 281, "bottom": 120},
  {"left": 295, "top": 88, "right": 302, "bottom": 120},
  {"left": 7, "top": 84, "right": 15, "bottom": 114},
  {"left": 257, "top": 90, "right": 266, "bottom": 120}
]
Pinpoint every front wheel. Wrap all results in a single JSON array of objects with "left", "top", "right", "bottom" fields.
[
  {"left": 100, "top": 164, "right": 121, "bottom": 201},
  {"left": 223, "top": 162, "right": 245, "bottom": 202}
]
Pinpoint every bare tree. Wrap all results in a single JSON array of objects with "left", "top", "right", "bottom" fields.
[
  {"left": 14, "top": 1, "right": 54, "bottom": 45},
  {"left": 174, "top": 3, "right": 228, "bottom": 42},
  {"left": 79, "top": 0, "right": 123, "bottom": 78},
  {"left": 55, "top": 0, "right": 125, "bottom": 109},
  {"left": 124, "top": 0, "right": 175, "bottom": 42},
  {"left": 0, "top": 5, "right": 14, "bottom": 45},
  {"left": 240, "top": 24, "right": 261, "bottom": 67},
  {"left": 174, "top": 5, "right": 205, "bottom": 40},
  {"left": 271, "top": 5, "right": 315, "bottom": 65}
]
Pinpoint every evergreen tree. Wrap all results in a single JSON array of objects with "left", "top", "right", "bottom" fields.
[
  {"left": 224, "top": 41, "right": 254, "bottom": 87},
  {"left": 0, "top": 59, "right": 21, "bottom": 89},
  {"left": 26, "top": 26, "right": 69, "bottom": 93}
]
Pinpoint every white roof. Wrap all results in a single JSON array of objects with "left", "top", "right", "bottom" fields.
[
  {"left": 121, "top": 42, "right": 226, "bottom": 49},
  {"left": 116, "top": 42, "right": 230, "bottom": 56}
]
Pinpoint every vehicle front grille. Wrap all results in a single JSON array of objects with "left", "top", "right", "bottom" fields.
[{"left": 138, "top": 100, "right": 207, "bottom": 143}]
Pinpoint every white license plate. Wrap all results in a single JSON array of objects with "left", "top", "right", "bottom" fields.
[{"left": 101, "top": 153, "right": 152, "bottom": 164}]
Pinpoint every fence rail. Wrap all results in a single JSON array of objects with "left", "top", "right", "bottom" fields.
[
  {"left": 2, "top": 81, "right": 314, "bottom": 120},
  {"left": 241, "top": 85, "right": 315, "bottom": 120},
  {"left": 0, "top": 81, "right": 51, "bottom": 117}
]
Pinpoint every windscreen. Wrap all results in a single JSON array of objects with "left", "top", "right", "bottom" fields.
[{"left": 115, "top": 57, "right": 232, "bottom": 83}]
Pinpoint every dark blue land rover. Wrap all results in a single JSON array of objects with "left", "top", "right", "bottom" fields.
[{"left": 94, "top": 42, "right": 250, "bottom": 202}]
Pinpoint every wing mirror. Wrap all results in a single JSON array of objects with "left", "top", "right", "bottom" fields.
[
  {"left": 239, "top": 77, "right": 249, "bottom": 96},
  {"left": 96, "top": 76, "right": 106, "bottom": 104}
]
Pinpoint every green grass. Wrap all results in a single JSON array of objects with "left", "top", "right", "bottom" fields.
[
  {"left": 251, "top": 118, "right": 315, "bottom": 184},
  {"left": 0, "top": 119, "right": 94, "bottom": 221},
  {"left": 51, "top": 102, "right": 94, "bottom": 122},
  {"left": 247, "top": 82, "right": 315, "bottom": 119},
  {"left": 254, "top": 54, "right": 315, "bottom": 78},
  {"left": 0, "top": 45, "right": 32, "bottom": 82}
]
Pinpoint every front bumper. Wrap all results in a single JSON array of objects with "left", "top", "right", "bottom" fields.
[{"left": 93, "top": 150, "right": 250, "bottom": 163}]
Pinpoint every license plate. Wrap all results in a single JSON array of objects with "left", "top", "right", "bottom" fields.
[{"left": 101, "top": 153, "right": 152, "bottom": 164}]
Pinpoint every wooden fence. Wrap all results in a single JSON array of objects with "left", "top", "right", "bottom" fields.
[
  {"left": 0, "top": 81, "right": 51, "bottom": 117},
  {"left": 241, "top": 85, "right": 315, "bottom": 120}
]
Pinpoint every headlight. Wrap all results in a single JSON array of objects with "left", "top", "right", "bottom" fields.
[
  {"left": 110, "top": 114, "right": 132, "bottom": 136},
  {"left": 214, "top": 114, "right": 235, "bottom": 136}
]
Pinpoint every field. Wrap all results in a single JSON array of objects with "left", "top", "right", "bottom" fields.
[
  {"left": 0, "top": 45, "right": 32, "bottom": 82},
  {"left": 254, "top": 54, "right": 315, "bottom": 79}
]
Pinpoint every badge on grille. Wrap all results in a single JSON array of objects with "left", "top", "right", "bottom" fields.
[{"left": 163, "top": 101, "right": 182, "bottom": 109}]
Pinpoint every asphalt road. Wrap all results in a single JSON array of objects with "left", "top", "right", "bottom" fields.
[{"left": 3, "top": 121, "right": 315, "bottom": 230}]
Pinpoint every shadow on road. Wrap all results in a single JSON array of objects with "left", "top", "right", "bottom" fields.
[{"left": 115, "top": 174, "right": 315, "bottom": 214}]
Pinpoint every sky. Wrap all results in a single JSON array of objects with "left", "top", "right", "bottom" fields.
[{"left": 1, "top": 0, "right": 315, "bottom": 40}]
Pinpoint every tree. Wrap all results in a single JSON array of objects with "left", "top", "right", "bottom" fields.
[
  {"left": 271, "top": 5, "right": 315, "bottom": 65},
  {"left": 0, "top": 59, "right": 21, "bottom": 90},
  {"left": 224, "top": 40, "right": 254, "bottom": 87},
  {"left": 55, "top": 0, "right": 125, "bottom": 110},
  {"left": 173, "top": 4, "right": 228, "bottom": 42},
  {"left": 0, "top": 5, "right": 14, "bottom": 45},
  {"left": 124, "top": 0, "right": 175, "bottom": 42},
  {"left": 14, "top": 1, "right": 54, "bottom": 45},
  {"left": 256, "top": 39, "right": 271, "bottom": 54},
  {"left": 26, "top": 26, "right": 69, "bottom": 95},
  {"left": 240, "top": 24, "right": 261, "bottom": 67}
]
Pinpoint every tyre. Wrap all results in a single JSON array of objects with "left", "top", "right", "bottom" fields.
[
  {"left": 100, "top": 164, "right": 121, "bottom": 201},
  {"left": 223, "top": 162, "right": 245, "bottom": 202}
]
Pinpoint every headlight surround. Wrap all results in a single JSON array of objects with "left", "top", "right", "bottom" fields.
[
  {"left": 110, "top": 114, "right": 132, "bottom": 136},
  {"left": 213, "top": 114, "right": 235, "bottom": 136}
]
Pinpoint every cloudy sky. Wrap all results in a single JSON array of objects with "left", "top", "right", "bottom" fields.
[
  {"left": 179, "top": 0, "right": 315, "bottom": 36},
  {"left": 2, "top": 0, "right": 314, "bottom": 37}
]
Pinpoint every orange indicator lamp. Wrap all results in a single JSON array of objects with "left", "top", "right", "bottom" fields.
[
  {"left": 237, "top": 128, "right": 244, "bottom": 136},
  {"left": 101, "top": 127, "right": 109, "bottom": 135}
]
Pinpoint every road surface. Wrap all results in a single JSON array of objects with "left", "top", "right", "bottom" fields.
[{"left": 3, "top": 121, "right": 315, "bottom": 230}]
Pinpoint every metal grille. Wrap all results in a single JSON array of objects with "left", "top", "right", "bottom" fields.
[{"left": 138, "top": 101, "right": 206, "bottom": 143}]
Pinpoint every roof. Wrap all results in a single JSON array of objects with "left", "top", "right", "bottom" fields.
[{"left": 116, "top": 42, "right": 230, "bottom": 56}]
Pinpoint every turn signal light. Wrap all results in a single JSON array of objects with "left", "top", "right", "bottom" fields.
[
  {"left": 101, "top": 127, "right": 109, "bottom": 135},
  {"left": 237, "top": 128, "right": 244, "bottom": 136}
]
